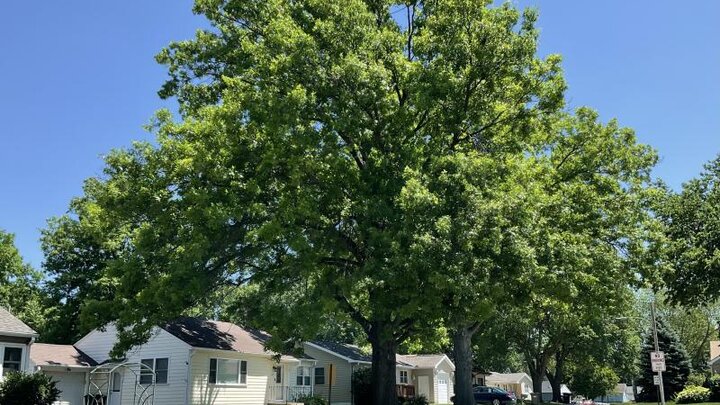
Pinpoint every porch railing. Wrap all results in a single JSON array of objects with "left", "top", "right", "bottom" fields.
[
  {"left": 396, "top": 384, "right": 416, "bottom": 399},
  {"left": 267, "top": 385, "right": 314, "bottom": 402}
]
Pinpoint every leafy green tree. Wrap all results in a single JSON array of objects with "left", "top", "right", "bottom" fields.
[
  {"left": 0, "top": 229, "right": 45, "bottom": 331},
  {"left": 567, "top": 359, "right": 618, "bottom": 400},
  {"left": 48, "top": 1, "right": 567, "bottom": 404},
  {"left": 661, "top": 155, "right": 720, "bottom": 306},
  {"left": 0, "top": 372, "right": 60, "bottom": 405},
  {"left": 40, "top": 214, "right": 115, "bottom": 343},
  {"left": 636, "top": 317, "right": 691, "bottom": 401}
]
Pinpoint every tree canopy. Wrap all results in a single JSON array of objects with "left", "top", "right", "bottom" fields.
[
  {"left": 40, "top": 1, "right": 662, "bottom": 404},
  {"left": 0, "top": 229, "right": 45, "bottom": 332}
]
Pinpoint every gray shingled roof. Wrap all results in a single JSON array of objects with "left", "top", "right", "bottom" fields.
[
  {"left": 311, "top": 341, "right": 372, "bottom": 363},
  {"left": 163, "top": 317, "right": 311, "bottom": 361},
  {"left": 30, "top": 343, "right": 97, "bottom": 368},
  {"left": 310, "top": 341, "right": 418, "bottom": 367},
  {"left": 0, "top": 307, "right": 37, "bottom": 337}
]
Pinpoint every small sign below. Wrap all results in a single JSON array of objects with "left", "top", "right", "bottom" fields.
[
  {"left": 654, "top": 375, "right": 661, "bottom": 386},
  {"left": 652, "top": 362, "right": 666, "bottom": 372}
]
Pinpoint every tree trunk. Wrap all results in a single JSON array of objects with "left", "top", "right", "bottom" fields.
[
  {"left": 528, "top": 362, "right": 546, "bottom": 401},
  {"left": 452, "top": 326, "right": 476, "bottom": 405},
  {"left": 547, "top": 352, "right": 565, "bottom": 402},
  {"left": 369, "top": 324, "right": 399, "bottom": 405}
]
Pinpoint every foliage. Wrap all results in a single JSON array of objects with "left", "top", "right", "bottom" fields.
[
  {"left": 402, "top": 396, "right": 430, "bottom": 405},
  {"left": 351, "top": 367, "right": 372, "bottom": 405},
  {"left": 0, "top": 229, "right": 45, "bottom": 332},
  {"left": 0, "top": 372, "right": 60, "bottom": 405},
  {"left": 40, "top": 215, "right": 115, "bottom": 343},
  {"left": 675, "top": 386, "right": 711, "bottom": 404},
  {"left": 637, "top": 317, "right": 691, "bottom": 401},
  {"left": 705, "top": 374, "right": 720, "bottom": 402},
  {"left": 296, "top": 394, "right": 328, "bottom": 405},
  {"left": 567, "top": 359, "right": 618, "bottom": 400},
  {"left": 43, "top": 1, "right": 657, "bottom": 404},
  {"left": 688, "top": 372, "right": 707, "bottom": 388},
  {"left": 660, "top": 155, "right": 720, "bottom": 306}
]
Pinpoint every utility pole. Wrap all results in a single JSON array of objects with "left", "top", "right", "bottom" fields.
[{"left": 651, "top": 301, "right": 666, "bottom": 405}]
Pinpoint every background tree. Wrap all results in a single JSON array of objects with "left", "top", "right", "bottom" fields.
[
  {"left": 636, "top": 317, "right": 691, "bottom": 401},
  {"left": 567, "top": 359, "right": 618, "bottom": 400},
  {"left": 0, "top": 229, "right": 45, "bottom": 332},
  {"left": 40, "top": 213, "right": 116, "bottom": 343},
  {"left": 660, "top": 155, "right": 720, "bottom": 307}
]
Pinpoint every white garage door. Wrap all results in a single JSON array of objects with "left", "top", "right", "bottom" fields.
[
  {"left": 45, "top": 371, "right": 86, "bottom": 405},
  {"left": 437, "top": 373, "right": 449, "bottom": 404}
]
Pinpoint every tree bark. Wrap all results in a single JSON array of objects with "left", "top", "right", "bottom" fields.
[
  {"left": 528, "top": 361, "right": 546, "bottom": 401},
  {"left": 547, "top": 351, "right": 565, "bottom": 402},
  {"left": 452, "top": 325, "right": 477, "bottom": 405},
  {"left": 369, "top": 323, "right": 399, "bottom": 405}
]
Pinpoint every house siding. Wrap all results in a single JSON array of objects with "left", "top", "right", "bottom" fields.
[
  {"left": 303, "top": 344, "right": 357, "bottom": 405},
  {"left": 76, "top": 326, "right": 191, "bottom": 405},
  {"left": 189, "top": 349, "right": 272, "bottom": 405}
]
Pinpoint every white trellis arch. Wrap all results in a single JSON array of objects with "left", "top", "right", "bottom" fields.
[{"left": 85, "top": 361, "right": 156, "bottom": 405}]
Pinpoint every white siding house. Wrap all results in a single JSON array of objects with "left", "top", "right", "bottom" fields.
[{"left": 0, "top": 308, "right": 37, "bottom": 380}]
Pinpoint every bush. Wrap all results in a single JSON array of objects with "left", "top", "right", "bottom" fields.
[
  {"left": 706, "top": 374, "right": 720, "bottom": 401},
  {"left": 351, "top": 367, "right": 372, "bottom": 405},
  {"left": 688, "top": 372, "right": 707, "bottom": 387},
  {"left": 675, "top": 385, "right": 711, "bottom": 404},
  {"left": 0, "top": 372, "right": 60, "bottom": 405},
  {"left": 402, "top": 395, "right": 430, "bottom": 405},
  {"left": 296, "top": 394, "right": 328, "bottom": 405}
]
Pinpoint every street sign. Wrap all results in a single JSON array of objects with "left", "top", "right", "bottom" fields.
[
  {"left": 654, "top": 375, "right": 661, "bottom": 386},
  {"left": 651, "top": 351, "right": 666, "bottom": 372},
  {"left": 650, "top": 351, "right": 665, "bottom": 361}
]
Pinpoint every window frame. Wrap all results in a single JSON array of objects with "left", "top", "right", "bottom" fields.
[
  {"left": 209, "top": 358, "right": 248, "bottom": 386},
  {"left": 296, "top": 365, "right": 312, "bottom": 386},
  {"left": 139, "top": 357, "right": 169, "bottom": 385},
  {"left": 0, "top": 344, "right": 25, "bottom": 378},
  {"left": 399, "top": 370, "right": 409, "bottom": 384},
  {"left": 314, "top": 367, "right": 325, "bottom": 385}
]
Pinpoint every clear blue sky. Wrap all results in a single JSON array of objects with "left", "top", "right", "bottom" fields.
[{"left": 1, "top": 1, "right": 718, "bottom": 268}]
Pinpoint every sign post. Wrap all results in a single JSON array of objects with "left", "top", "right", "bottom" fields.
[
  {"left": 328, "top": 364, "right": 334, "bottom": 405},
  {"left": 651, "top": 302, "right": 666, "bottom": 405}
]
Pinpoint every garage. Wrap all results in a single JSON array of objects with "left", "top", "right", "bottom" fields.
[
  {"left": 44, "top": 370, "right": 87, "bottom": 405},
  {"left": 30, "top": 343, "right": 97, "bottom": 405}
]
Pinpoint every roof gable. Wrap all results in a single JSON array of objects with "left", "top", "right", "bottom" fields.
[
  {"left": 0, "top": 307, "right": 37, "bottom": 337},
  {"left": 396, "top": 354, "right": 455, "bottom": 370}
]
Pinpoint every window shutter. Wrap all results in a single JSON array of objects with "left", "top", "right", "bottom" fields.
[
  {"left": 240, "top": 360, "right": 248, "bottom": 384},
  {"left": 209, "top": 359, "right": 217, "bottom": 384}
]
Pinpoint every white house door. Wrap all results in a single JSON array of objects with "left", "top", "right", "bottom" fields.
[
  {"left": 271, "top": 366, "right": 284, "bottom": 400},
  {"left": 109, "top": 372, "right": 123, "bottom": 405},
  {"left": 437, "top": 373, "right": 449, "bottom": 404},
  {"left": 418, "top": 376, "right": 431, "bottom": 401}
]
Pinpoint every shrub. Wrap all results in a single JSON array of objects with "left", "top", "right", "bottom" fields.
[
  {"left": 351, "top": 366, "right": 372, "bottom": 405},
  {"left": 688, "top": 372, "right": 707, "bottom": 387},
  {"left": 675, "top": 385, "right": 711, "bottom": 404},
  {"left": 0, "top": 372, "right": 60, "bottom": 405},
  {"left": 296, "top": 394, "right": 328, "bottom": 405},
  {"left": 402, "top": 395, "right": 430, "bottom": 405},
  {"left": 706, "top": 374, "right": 720, "bottom": 401}
]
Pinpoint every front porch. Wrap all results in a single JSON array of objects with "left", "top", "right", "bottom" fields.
[
  {"left": 267, "top": 385, "right": 314, "bottom": 403},
  {"left": 397, "top": 383, "right": 416, "bottom": 399}
]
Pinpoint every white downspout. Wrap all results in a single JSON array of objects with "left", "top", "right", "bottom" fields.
[
  {"left": 185, "top": 348, "right": 195, "bottom": 405},
  {"left": 25, "top": 336, "right": 36, "bottom": 373}
]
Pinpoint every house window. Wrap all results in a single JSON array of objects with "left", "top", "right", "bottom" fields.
[
  {"left": 314, "top": 367, "right": 325, "bottom": 385},
  {"left": 296, "top": 366, "right": 311, "bottom": 386},
  {"left": 209, "top": 358, "right": 247, "bottom": 385},
  {"left": 399, "top": 370, "right": 409, "bottom": 384},
  {"left": 140, "top": 358, "right": 169, "bottom": 384},
  {"left": 1, "top": 347, "right": 22, "bottom": 377}
]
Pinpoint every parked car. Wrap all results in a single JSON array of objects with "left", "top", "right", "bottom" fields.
[{"left": 452, "top": 386, "right": 517, "bottom": 405}]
